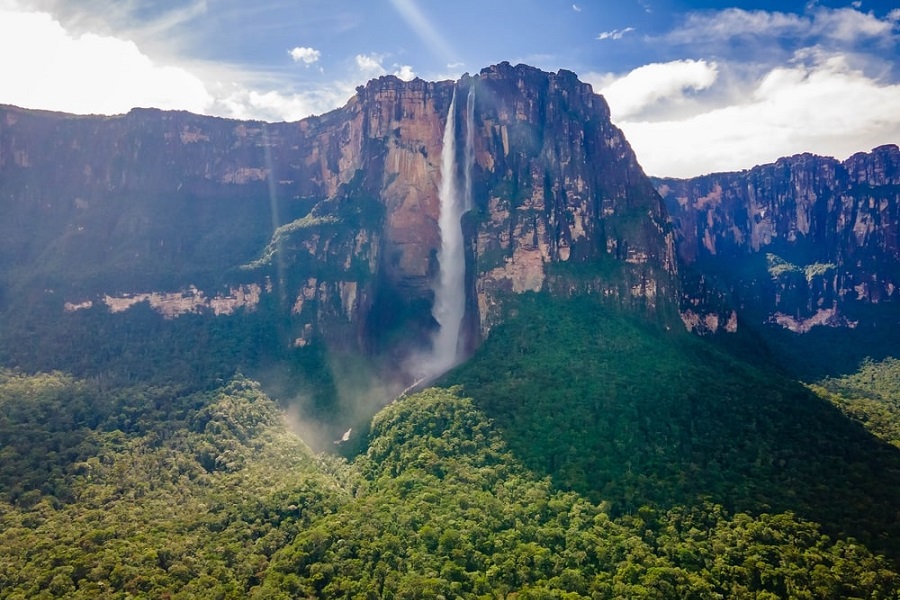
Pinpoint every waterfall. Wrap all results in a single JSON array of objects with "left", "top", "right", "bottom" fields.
[
  {"left": 424, "top": 83, "right": 475, "bottom": 378},
  {"left": 464, "top": 84, "right": 475, "bottom": 212}
]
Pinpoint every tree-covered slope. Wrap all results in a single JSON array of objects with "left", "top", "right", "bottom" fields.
[
  {"left": 446, "top": 294, "right": 900, "bottom": 565},
  {"left": 262, "top": 388, "right": 897, "bottom": 598},
  {"left": 809, "top": 357, "right": 900, "bottom": 448},
  {"left": 0, "top": 372, "right": 352, "bottom": 598},
  {"left": 1, "top": 371, "right": 898, "bottom": 598}
]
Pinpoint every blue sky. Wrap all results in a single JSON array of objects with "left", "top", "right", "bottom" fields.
[{"left": 1, "top": 0, "right": 898, "bottom": 176}]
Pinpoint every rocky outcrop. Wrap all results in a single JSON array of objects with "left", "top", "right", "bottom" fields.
[
  {"left": 100, "top": 283, "right": 264, "bottom": 318},
  {"left": 0, "top": 63, "right": 678, "bottom": 373},
  {"left": 468, "top": 64, "right": 677, "bottom": 333},
  {"left": 655, "top": 145, "right": 900, "bottom": 333}
]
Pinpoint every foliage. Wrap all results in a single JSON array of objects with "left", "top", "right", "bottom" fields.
[
  {"left": 764, "top": 253, "right": 834, "bottom": 282},
  {"left": 0, "top": 182, "right": 384, "bottom": 431},
  {"left": 0, "top": 372, "right": 351, "bottom": 599},
  {"left": 804, "top": 262, "right": 836, "bottom": 281},
  {"left": 1, "top": 372, "right": 898, "bottom": 598},
  {"left": 446, "top": 294, "right": 900, "bottom": 564},
  {"left": 810, "top": 357, "right": 900, "bottom": 448},
  {"left": 261, "top": 388, "right": 898, "bottom": 599},
  {"left": 0, "top": 289, "right": 353, "bottom": 439},
  {"left": 242, "top": 214, "right": 340, "bottom": 270},
  {"left": 766, "top": 253, "right": 801, "bottom": 278}
]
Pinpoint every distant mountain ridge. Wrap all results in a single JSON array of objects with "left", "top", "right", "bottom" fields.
[
  {"left": 0, "top": 63, "right": 675, "bottom": 381},
  {"left": 1, "top": 64, "right": 899, "bottom": 388},
  {"left": 654, "top": 146, "right": 900, "bottom": 351},
  {"left": 3, "top": 64, "right": 900, "bottom": 596}
]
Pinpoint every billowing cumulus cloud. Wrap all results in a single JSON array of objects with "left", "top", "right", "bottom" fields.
[
  {"left": 614, "top": 53, "right": 900, "bottom": 178},
  {"left": 598, "top": 5, "right": 900, "bottom": 177},
  {"left": 353, "top": 53, "right": 416, "bottom": 82},
  {"left": 0, "top": 5, "right": 355, "bottom": 122},
  {"left": 208, "top": 84, "right": 352, "bottom": 122},
  {"left": 393, "top": 64, "right": 416, "bottom": 81},
  {"left": 664, "top": 6, "right": 897, "bottom": 46},
  {"left": 0, "top": 8, "right": 211, "bottom": 114},
  {"left": 588, "top": 59, "right": 719, "bottom": 120},
  {"left": 355, "top": 53, "right": 385, "bottom": 75},
  {"left": 289, "top": 46, "right": 321, "bottom": 65}
]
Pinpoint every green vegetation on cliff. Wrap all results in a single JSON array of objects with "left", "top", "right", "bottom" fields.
[
  {"left": 2, "top": 373, "right": 897, "bottom": 599},
  {"left": 447, "top": 294, "right": 900, "bottom": 563},
  {"left": 810, "top": 357, "right": 900, "bottom": 448}
]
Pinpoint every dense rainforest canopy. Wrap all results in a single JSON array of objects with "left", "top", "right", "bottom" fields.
[{"left": 2, "top": 297, "right": 900, "bottom": 598}]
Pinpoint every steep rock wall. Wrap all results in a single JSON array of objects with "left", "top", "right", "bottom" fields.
[
  {"left": 0, "top": 63, "right": 678, "bottom": 371},
  {"left": 469, "top": 64, "right": 677, "bottom": 333},
  {"left": 655, "top": 145, "right": 900, "bottom": 333}
]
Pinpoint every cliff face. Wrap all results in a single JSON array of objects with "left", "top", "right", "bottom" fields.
[
  {"left": 0, "top": 63, "right": 676, "bottom": 372},
  {"left": 655, "top": 145, "right": 900, "bottom": 334},
  {"left": 468, "top": 64, "right": 677, "bottom": 333}
]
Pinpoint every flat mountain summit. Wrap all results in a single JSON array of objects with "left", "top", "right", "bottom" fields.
[{"left": 1, "top": 63, "right": 900, "bottom": 598}]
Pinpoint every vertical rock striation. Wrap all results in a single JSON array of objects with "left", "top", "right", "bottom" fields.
[
  {"left": 466, "top": 63, "right": 677, "bottom": 333},
  {"left": 655, "top": 145, "right": 900, "bottom": 333},
  {"left": 0, "top": 63, "right": 679, "bottom": 377}
]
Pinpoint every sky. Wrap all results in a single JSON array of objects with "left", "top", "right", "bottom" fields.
[{"left": 0, "top": 0, "right": 898, "bottom": 177}]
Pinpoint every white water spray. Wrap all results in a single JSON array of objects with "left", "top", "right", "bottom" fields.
[
  {"left": 464, "top": 84, "right": 475, "bottom": 212},
  {"left": 423, "top": 84, "right": 475, "bottom": 378}
]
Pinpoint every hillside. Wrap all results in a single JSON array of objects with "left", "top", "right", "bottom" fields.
[
  {"left": 0, "top": 372, "right": 352, "bottom": 597},
  {"left": 1, "top": 64, "right": 900, "bottom": 597},
  {"left": 654, "top": 146, "right": 900, "bottom": 379},
  {"left": 0, "top": 63, "right": 679, "bottom": 442},
  {"left": 1, "top": 368, "right": 898, "bottom": 598}
]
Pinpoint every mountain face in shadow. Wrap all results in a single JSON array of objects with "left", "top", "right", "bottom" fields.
[
  {"left": 654, "top": 147, "right": 900, "bottom": 378},
  {"left": 2, "top": 63, "right": 900, "bottom": 593}
]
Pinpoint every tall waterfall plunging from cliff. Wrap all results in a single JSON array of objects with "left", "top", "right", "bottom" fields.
[
  {"left": 464, "top": 84, "right": 475, "bottom": 212},
  {"left": 424, "top": 85, "right": 474, "bottom": 377}
]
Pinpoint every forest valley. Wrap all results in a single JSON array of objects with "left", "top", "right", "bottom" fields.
[{"left": 1, "top": 64, "right": 900, "bottom": 598}]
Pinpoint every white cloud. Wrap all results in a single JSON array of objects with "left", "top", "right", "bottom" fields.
[
  {"left": 355, "top": 53, "right": 386, "bottom": 76},
  {"left": 666, "top": 9, "right": 806, "bottom": 42},
  {"left": 289, "top": 46, "right": 320, "bottom": 65},
  {"left": 352, "top": 55, "right": 415, "bottom": 82},
  {"left": 811, "top": 7, "right": 897, "bottom": 42},
  {"left": 588, "top": 59, "right": 719, "bottom": 120},
  {"left": 597, "top": 27, "right": 635, "bottom": 41},
  {"left": 0, "top": 8, "right": 211, "bottom": 114},
  {"left": 665, "top": 6, "right": 897, "bottom": 45},
  {"left": 616, "top": 53, "right": 900, "bottom": 177},
  {"left": 209, "top": 84, "right": 353, "bottom": 122},
  {"left": 0, "top": 6, "right": 354, "bottom": 122},
  {"left": 393, "top": 64, "right": 416, "bottom": 81},
  {"left": 572, "top": 4, "right": 581, "bottom": 12},
  {"left": 593, "top": 6, "right": 900, "bottom": 177}
]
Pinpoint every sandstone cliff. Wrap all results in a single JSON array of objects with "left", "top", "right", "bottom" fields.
[
  {"left": 468, "top": 64, "right": 677, "bottom": 335},
  {"left": 0, "top": 63, "right": 676, "bottom": 373},
  {"left": 654, "top": 145, "right": 900, "bottom": 334}
]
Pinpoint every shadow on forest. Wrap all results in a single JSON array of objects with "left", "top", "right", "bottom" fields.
[{"left": 446, "top": 294, "right": 900, "bottom": 566}]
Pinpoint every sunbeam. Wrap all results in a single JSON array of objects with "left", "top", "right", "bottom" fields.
[{"left": 387, "top": 0, "right": 457, "bottom": 64}]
